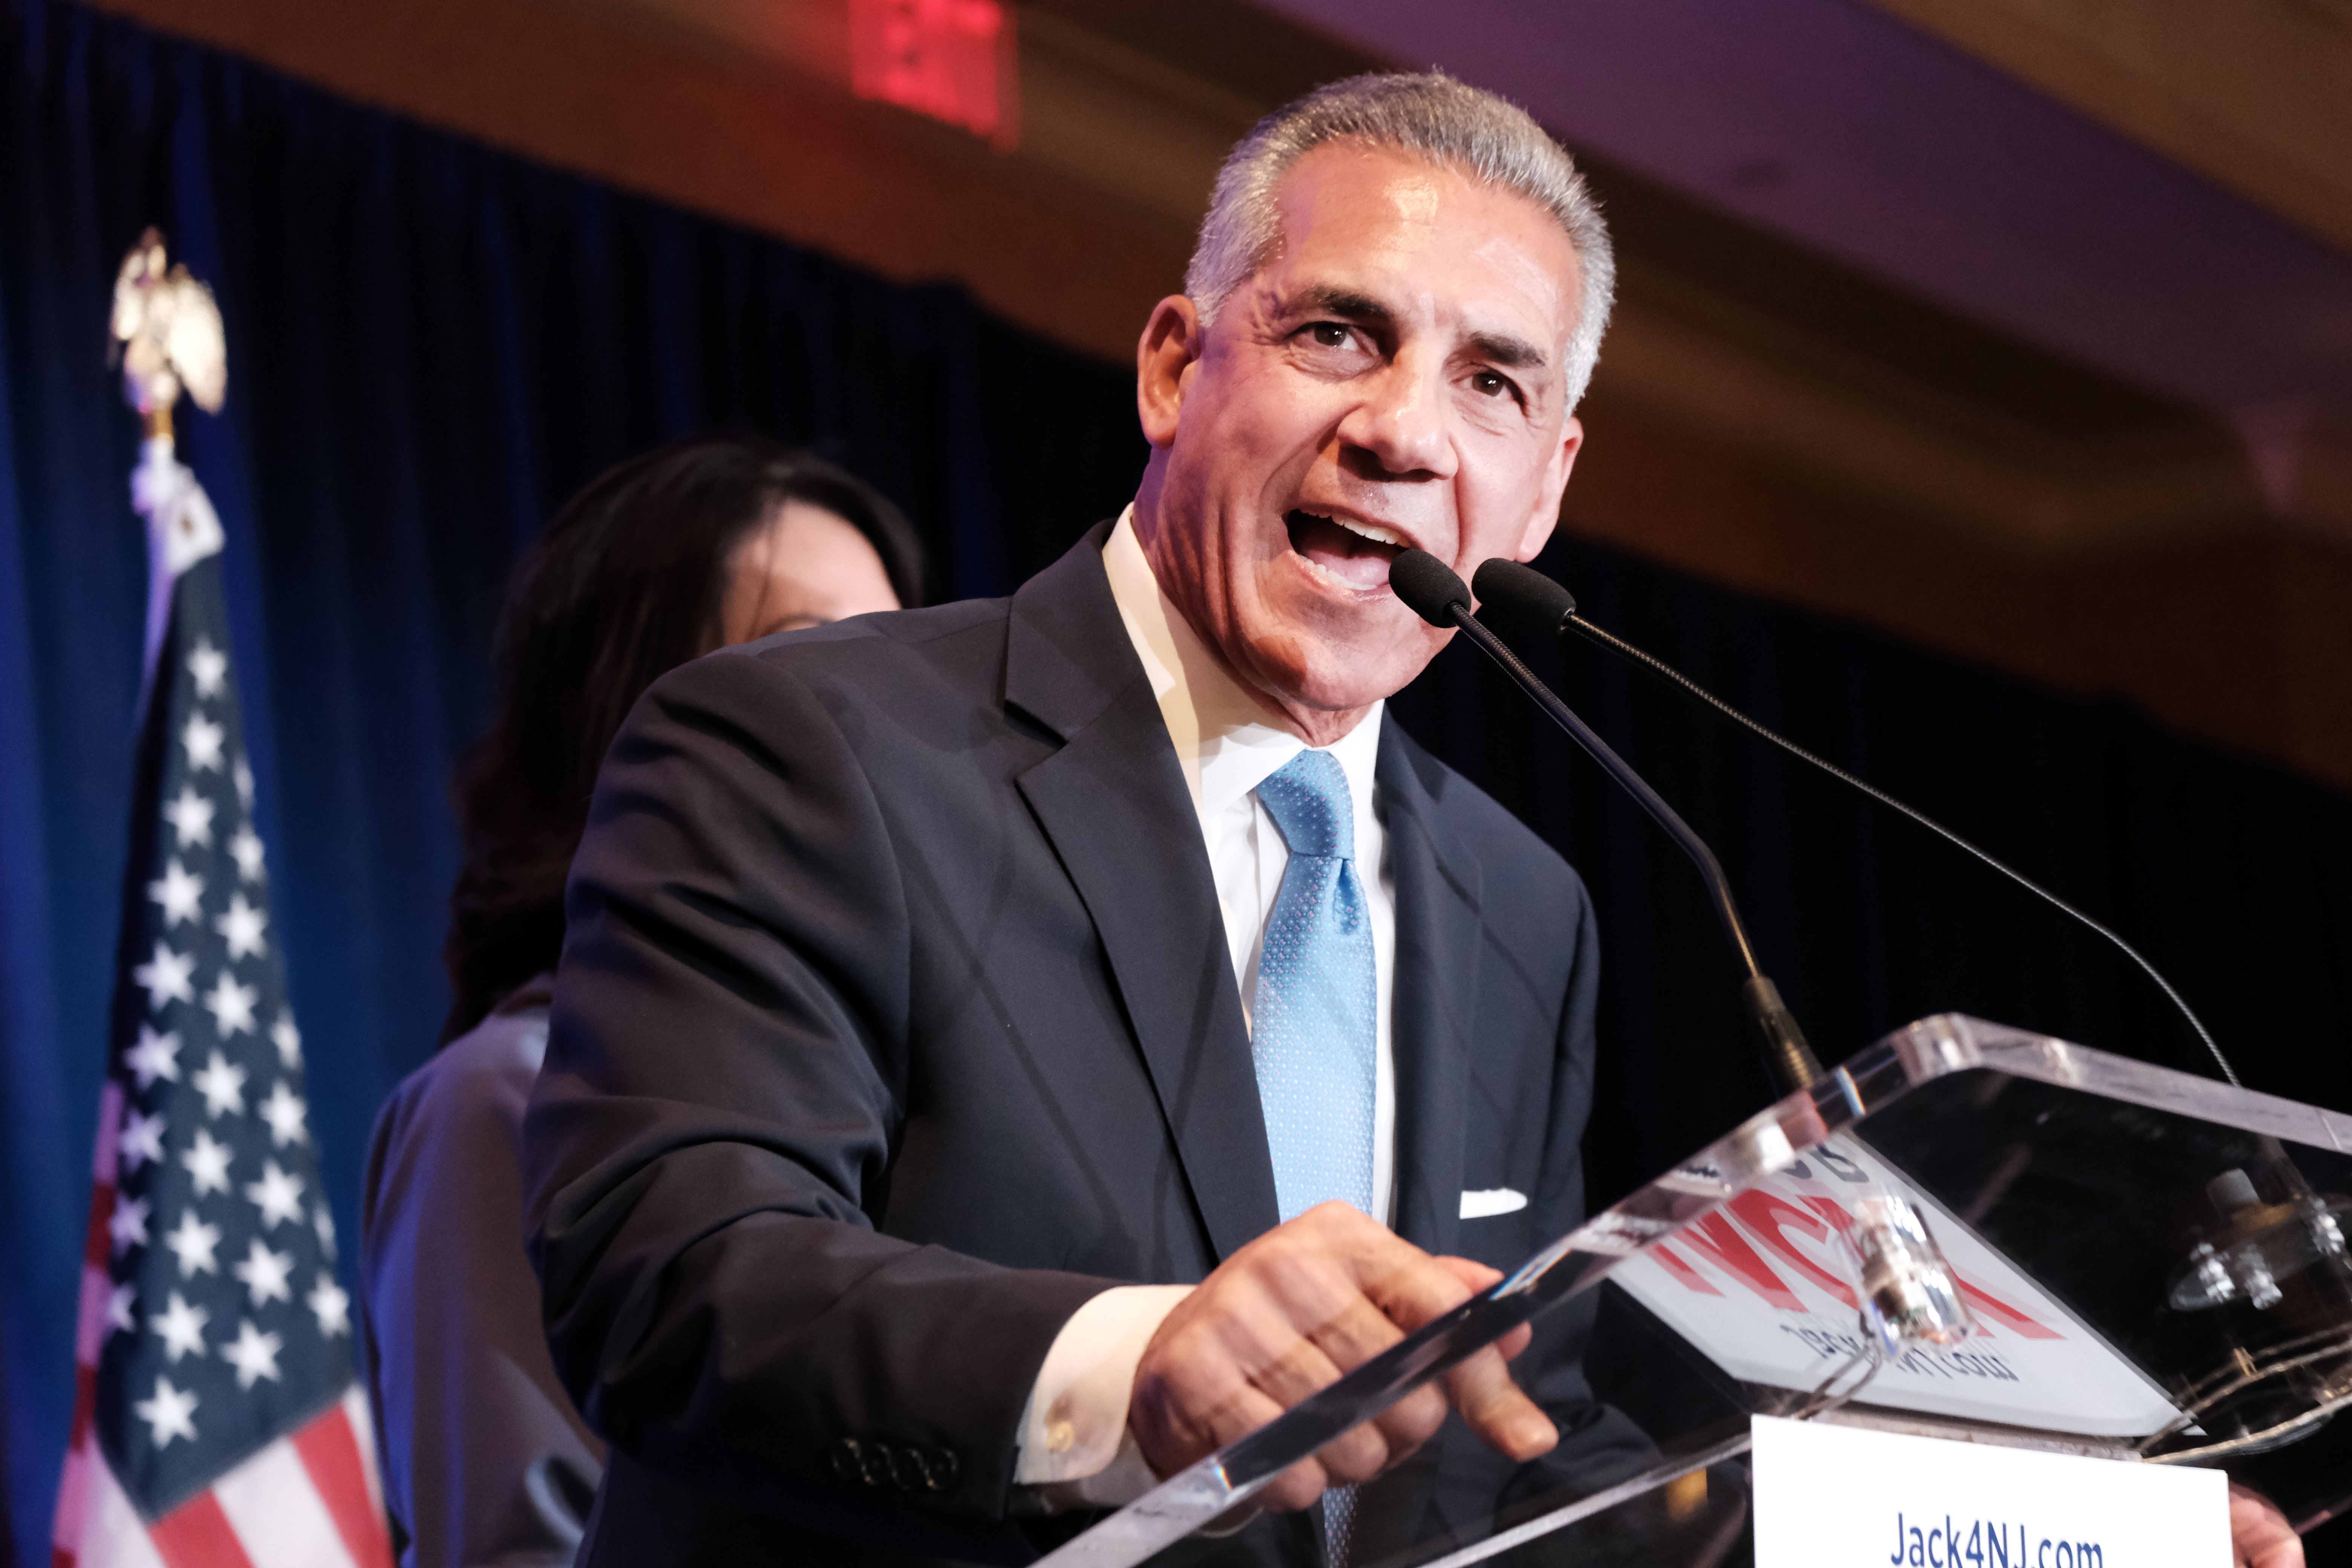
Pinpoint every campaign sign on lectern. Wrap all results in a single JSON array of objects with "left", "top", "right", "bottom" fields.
[
  {"left": 1612, "top": 1136, "right": 2180, "bottom": 1437},
  {"left": 1045, "top": 1017, "right": 2352, "bottom": 1568},
  {"left": 1752, "top": 1416, "right": 2228, "bottom": 1568}
]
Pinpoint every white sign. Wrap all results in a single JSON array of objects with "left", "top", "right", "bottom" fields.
[
  {"left": 1612, "top": 1138, "right": 2182, "bottom": 1435},
  {"left": 1753, "top": 1415, "right": 2227, "bottom": 1568}
]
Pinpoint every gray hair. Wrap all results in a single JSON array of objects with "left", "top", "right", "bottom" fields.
[{"left": 1185, "top": 72, "right": 1615, "bottom": 409}]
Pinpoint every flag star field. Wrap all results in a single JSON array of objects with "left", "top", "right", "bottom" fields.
[{"left": 90, "top": 556, "right": 354, "bottom": 1517}]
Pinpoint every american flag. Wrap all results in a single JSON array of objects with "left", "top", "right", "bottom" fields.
[{"left": 51, "top": 438, "right": 392, "bottom": 1568}]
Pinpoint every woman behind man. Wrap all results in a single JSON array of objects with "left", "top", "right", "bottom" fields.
[{"left": 361, "top": 437, "right": 923, "bottom": 1568}]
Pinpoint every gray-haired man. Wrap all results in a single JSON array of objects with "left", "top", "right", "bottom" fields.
[{"left": 528, "top": 72, "right": 1648, "bottom": 1565}]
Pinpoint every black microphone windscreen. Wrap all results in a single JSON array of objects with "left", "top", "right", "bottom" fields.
[
  {"left": 1390, "top": 549, "right": 1471, "bottom": 628},
  {"left": 1472, "top": 560, "right": 1577, "bottom": 636}
]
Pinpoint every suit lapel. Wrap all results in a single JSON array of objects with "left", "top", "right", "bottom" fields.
[
  {"left": 1380, "top": 724, "right": 1482, "bottom": 1259},
  {"left": 1005, "top": 528, "right": 1280, "bottom": 1266}
]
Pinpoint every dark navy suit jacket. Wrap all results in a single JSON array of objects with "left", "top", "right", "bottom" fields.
[{"left": 522, "top": 525, "right": 1640, "bottom": 1565}]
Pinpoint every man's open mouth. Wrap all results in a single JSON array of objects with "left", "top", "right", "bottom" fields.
[{"left": 1285, "top": 508, "right": 1408, "bottom": 592}]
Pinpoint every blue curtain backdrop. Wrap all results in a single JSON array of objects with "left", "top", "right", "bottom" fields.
[{"left": 3, "top": 1, "right": 2348, "bottom": 1561}]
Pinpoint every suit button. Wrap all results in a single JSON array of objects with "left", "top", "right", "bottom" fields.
[
  {"left": 859, "top": 1443, "right": 894, "bottom": 1488},
  {"left": 924, "top": 1449, "right": 959, "bottom": 1492},
  {"left": 890, "top": 1445, "right": 931, "bottom": 1491},
  {"left": 828, "top": 1438, "right": 864, "bottom": 1483}
]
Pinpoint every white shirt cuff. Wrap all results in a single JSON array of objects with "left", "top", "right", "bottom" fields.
[{"left": 1014, "top": 1283, "right": 1194, "bottom": 1495}]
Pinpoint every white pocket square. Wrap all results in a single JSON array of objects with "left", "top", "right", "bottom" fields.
[{"left": 1459, "top": 1187, "right": 1527, "bottom": 1219}]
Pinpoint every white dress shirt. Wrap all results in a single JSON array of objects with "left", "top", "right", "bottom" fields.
[{"left": 1012, "top": 509, "right": 1398, "bottom": 1501}]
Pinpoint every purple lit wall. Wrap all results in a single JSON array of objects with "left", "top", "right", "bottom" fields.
[{"left": 1258, "top": 0, "right": 2352, "bottom": 423}]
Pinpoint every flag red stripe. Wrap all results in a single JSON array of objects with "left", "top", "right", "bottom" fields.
[
  {"left": 291, "top": 1406, "right": 393, "bottom": 1568},
  {"left": 66, "top": 1365, "right": 97, "bottom": 1453},
  {"left": 80, "top": 1186, "right": 116, "bottom": 1272},
  {"left": 148, "top": 1490, "right": 258, "bottom": 1568},
  {"left": 56, "top": 1085, "right": 118, "bottom": 1563}
]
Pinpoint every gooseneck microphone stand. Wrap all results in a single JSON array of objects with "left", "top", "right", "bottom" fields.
[
  {"left": 1389, "top": 549, "right": 1824, "bottom": 1097},
  {"left": 1467, "top": 556, "right": 2248, "bottom": 1093}
]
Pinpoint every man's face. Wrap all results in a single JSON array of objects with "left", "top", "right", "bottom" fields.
[{"left": 1134, "top": 141, "right": 1588, "bottom": 738}]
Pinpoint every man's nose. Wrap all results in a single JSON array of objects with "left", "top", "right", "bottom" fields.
[{"left": 1337, "top": 357, "right": 1455, "bottom": 480}]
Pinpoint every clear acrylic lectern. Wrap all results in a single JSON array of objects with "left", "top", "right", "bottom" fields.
[{"left": 1041, "top": 1015, "right": 2352, "bottom": 1567}]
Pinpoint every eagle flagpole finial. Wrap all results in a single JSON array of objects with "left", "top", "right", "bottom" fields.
[
  {"left": 109, "top": 228, "right": 228, "bottom": 686},
  {"left": 110, "top": 227, "right": 227, "bottom": 442}
]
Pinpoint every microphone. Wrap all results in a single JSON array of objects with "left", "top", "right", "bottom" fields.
[
  {"left": 1390, "top": 549, "right": 1824, "bottom": 1095},
  {"left": 1447, "top": 563, "right": 2352, "bottom": 1476},
  {"left": 1468, "top": 556, "right": 2245, "bottom": 1089}
]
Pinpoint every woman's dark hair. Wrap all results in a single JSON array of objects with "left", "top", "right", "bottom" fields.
[{"left": 439, "top": 435, "right": 923, "bottom": 1041}]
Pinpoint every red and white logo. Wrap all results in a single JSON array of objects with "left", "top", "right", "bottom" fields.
[{"left": 1615, "top": 1139, "right": 2180, "bottom": 1436}]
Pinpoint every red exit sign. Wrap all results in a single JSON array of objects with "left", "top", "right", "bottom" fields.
[{"left": 849, "top": 0, "right": 1017, "bottom": 148}]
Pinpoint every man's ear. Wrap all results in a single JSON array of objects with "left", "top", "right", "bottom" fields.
[
  {"left": 1513, "top": 415, "right": 1582, "bottom": 560},
  {"left": 1137, "top": 296, "right": 1205, "bottom": 449}
]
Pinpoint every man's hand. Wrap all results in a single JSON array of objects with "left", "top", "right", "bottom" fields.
[
  {"left": 1129, "top": 1201, "right": 1557, "bottom": 1512},
  {"left": 2229, "top": 1485, "right": 2303, "bottom": 1568}
]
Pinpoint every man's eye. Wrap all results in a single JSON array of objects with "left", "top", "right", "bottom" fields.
[
  {"left": 1471, "top": 371, "right": 1512, "bottom": 398},
  {"left": 1308, "top": 322, "right": 1352, "bottom": 348}
]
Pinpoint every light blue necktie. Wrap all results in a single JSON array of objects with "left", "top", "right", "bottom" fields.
[{"left": 1251, "top": 748, "right": 1377, "bottom": 1565}]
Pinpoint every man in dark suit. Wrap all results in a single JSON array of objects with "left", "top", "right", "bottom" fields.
[{"left": 524, "top": 72, "right": 1642, "bottom": 1564}]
